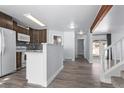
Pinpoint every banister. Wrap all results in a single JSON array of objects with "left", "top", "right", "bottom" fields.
[
  {"left": 102, "top": 35, "right": 124, "bottom": 72},
  {"left": 101, "top": 35, "right": 124, "bottom": 83}
]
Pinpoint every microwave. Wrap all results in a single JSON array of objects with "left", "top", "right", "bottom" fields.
[{"left": 18, "top": 33, "right": 30, "bottom": 42}]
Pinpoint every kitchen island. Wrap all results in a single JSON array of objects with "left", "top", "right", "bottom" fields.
[{"left": 25, "top": 43, "right": 64, "bottom": 87}]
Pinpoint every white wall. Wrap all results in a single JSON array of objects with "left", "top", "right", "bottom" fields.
[
  {"left": 47, "top": 30, "right": 64, "bottom": 45},
  {"left": 47, "top": 30, "right": 76, "bottom": 61},
  {"left": 111, "top": 29, "right": 124, "bottom": 43},
  {"left": 92, "top": 34, "right": 107, "bottom": 41},
  {"left": 64, "top": 31, "right": 75, "bottom": 61}
]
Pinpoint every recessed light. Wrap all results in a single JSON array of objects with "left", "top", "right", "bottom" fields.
[
  {"left": 69, "top": 22, "right": 77, "bottom": 29},
  {"left": 24, "top": 14, "right": 45, "bottom": 27},
  {"left": 70, "top": 25, "right": 75, "bottom": 29}
]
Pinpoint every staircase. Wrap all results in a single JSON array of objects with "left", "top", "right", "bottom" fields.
[{"left": 101, "top": 36, "right": 124, "bottom": 88}]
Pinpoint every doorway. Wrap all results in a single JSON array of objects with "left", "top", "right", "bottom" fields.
[
  {"left": 92, "top": 40, "right": 107, "bottom": 63},
  {"left": 77, "top": 39, "right": 84, "bottom": 58}
]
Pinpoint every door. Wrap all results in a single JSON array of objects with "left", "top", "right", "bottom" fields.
[
  {"left": 0, "top": 31, "right": 2, "bottom": 76},
  {"left": 1, "top": 28, "right": 16, "bottom": 76}
]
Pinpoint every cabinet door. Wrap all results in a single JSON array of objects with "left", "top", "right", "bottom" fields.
[
  {"left": 29, "top": 28, "right": 38, "bottom": 43},
  {"left": 0, "top": 12, "right": 13, "bottom": 30},
  {"left": 33, "top": 31, "right": 38, "bottom": 43},
  {"left": 29, "top": 29, "right": 47, "bottom": 43},
  {"left": 26, "top": 29, "right": 29, "bottom": 35},
  {"left": 42, "top": 29, "right": 47, "bottom": 42},
  {"left": 29, "top": 30, "right": 33, "bottom": 43},
  {"left": 39, "top": 30, "right": 47, "bottom": 43},
  {"left": 16, "top": 52, "right": 22, "bottom": 70}
]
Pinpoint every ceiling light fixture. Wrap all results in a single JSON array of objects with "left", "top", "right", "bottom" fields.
[
  {"left": 24, "top": 14, "right": 45, "bottom": 27},
  {"left": 69, "top": 22, "right": 77, "bottom": 29},
  {"left": 70, "top": 25, "right": 75, "bottom": 29}
]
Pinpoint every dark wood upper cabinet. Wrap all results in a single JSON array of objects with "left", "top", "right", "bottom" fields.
[
  {"left": 29, "top": 28, "right": 34, "bottom": 43},
  {"left": 0, "top": 11, "right": 29, "bottom": 35},
  {"left": 13, "top": 23, "right": 29, "bottom": 35},
  {"left": 0, "top": 12, "right": 13, "bottom": 30},
  {"left": 39, "top": 29, "right": 47, "bottom": 43},
  {"left": 0, "top": 11, "right": 47, "bottom": 43},
  {"left": 29, "top": 28, "right": 47, "bottom": 43}
]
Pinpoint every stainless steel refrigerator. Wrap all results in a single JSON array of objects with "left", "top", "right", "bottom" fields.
[{"left": 0, "top": 27, "right": 16, "bottom": 77}]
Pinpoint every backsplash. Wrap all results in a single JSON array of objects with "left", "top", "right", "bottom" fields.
[
  {"left": 27, "top": 43, "right": 43, "bottom": 50},
  {"left": 16, "top": 41, "right": 28, "bottom": 47},
  {"left": 16, "top": 41, "right": 43, "bottom": 50}
]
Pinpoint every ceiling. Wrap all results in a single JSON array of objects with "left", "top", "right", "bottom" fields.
[
  {"left": 94, "top": 5, "right": 124, "bottom": 34},
  {"left": 0, "top": 5, "right": 100, "bottom": 32}
]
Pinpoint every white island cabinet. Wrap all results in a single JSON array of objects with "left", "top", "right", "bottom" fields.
[{"left": 25, "top": 43, "right": 64, "bottom": 87}]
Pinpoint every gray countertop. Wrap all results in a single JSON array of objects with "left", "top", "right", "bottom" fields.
[
  {"left": 26, "top": 50, "right": 43, "bottom": 52},
  {"left": 16, "top": 44, "right": 43, "bottom": 53},
  {"left": 16, "top": 49, "right": 42, "bottom": 53}
]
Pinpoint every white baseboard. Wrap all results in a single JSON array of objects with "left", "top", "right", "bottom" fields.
[{"left": 47, "top": 65, "right": 64, "bottom": 87}]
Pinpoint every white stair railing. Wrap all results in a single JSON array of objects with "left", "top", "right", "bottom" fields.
[{"left": 101, "top": 36, "right": 124, "bottom": 73}]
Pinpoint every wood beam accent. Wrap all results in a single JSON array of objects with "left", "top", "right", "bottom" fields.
[{"left": 90, "top": 5, "right": 113, "bottom": 33}]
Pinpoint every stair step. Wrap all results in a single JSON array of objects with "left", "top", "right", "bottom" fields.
[
  {"left": 111, "top": 76, "right": 124, "bottom": 88},
  {"left": 121, "top": 71, "right": 124, "bottom": 79}
]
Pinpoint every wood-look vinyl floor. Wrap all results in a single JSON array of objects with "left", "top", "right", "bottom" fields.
[{"left": 0, "top": 58, "right": 113, "bottom": 88}]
